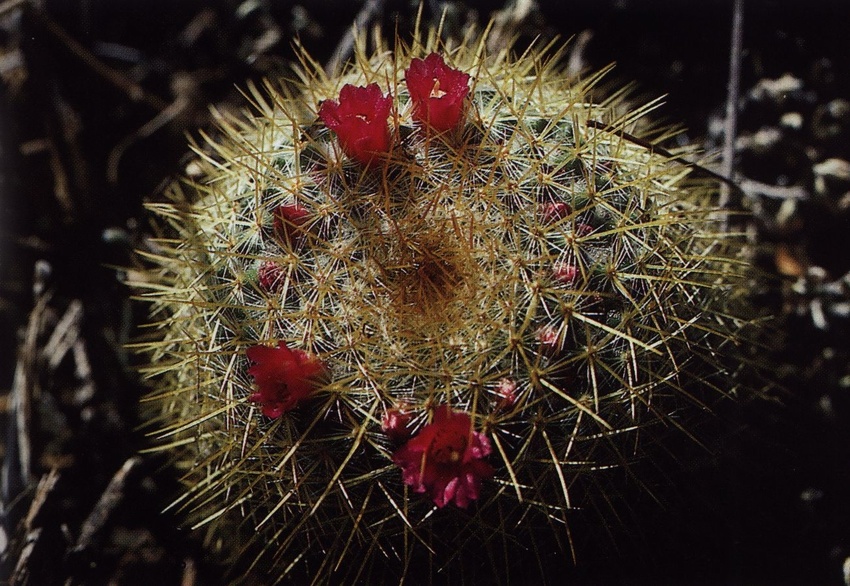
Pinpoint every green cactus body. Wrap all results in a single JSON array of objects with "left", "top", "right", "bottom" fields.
[{"left": 135, "top": 30, "right": 764, "bottom": 583}]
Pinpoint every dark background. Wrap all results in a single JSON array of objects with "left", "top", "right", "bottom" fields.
[{"left": 2, "top": 1, "right": 849, "bottom": 584}]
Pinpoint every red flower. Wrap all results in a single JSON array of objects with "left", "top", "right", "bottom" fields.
[
  {"left": 392, "top": 406, "right": 493, "bottom": 509},
  {"left": 273, "top": 203, "right": 310, "bottom": 248},
  {"left": 246, "top": 341, "right": 325, "bottom": 418},
  {"left": 405, "top": 53, "right": 471, "bottom": 132},
  {"left": 318, "top": 83, "right": 393, "bottom": 166}
]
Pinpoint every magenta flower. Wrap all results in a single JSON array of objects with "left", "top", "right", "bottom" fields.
[
  {"left": 246, "top": 341, "right": 325, "bottom": 418},
  {"left": 318, "top": 83, "right": 393, "bottom": 166},
  {"left": 405, "top": 53, "right": 471, "bottom": 132},
  {"left": 392, "top": 406, "right": 493, "bottom": 508}
]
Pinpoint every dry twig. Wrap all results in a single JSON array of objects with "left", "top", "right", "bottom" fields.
[
  {"left": 2, "top": 261, "right": 53, "bottom": 507},
  {"left": 720, "top": 0, "right": 745, "bottom": 215},
  {"left": 9, "top": 469, "right": 60, "bottom": 586},
  {"left": 26, "top": 6, "right": 168, "bottom": 111},
  {"left": 71, "top": 457, "right": 141, "bottom": 556},
  {"left": 324, "top": 0, "right": 386, "bottom": 77}
]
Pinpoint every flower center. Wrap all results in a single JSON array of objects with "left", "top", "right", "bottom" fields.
[
  {"left": 385, "top": 230, "right": 468, "bottom": 317},
  {"left": 429, "top": 79, "right": 446, "bottom": 99},
  {"left": 431, "top": 431, "right": 467, "bottom": 465}
]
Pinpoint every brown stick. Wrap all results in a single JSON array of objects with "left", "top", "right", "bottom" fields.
[
  {"left": 2, "top": 262, "right": 53, "bottom": 506},
  {"left": 9, "top": 470, "right": 61, "bottom": 586},
  {"left": 71, "top": 457, "right": 141, "bottom": 554},
  {"left": 585, "top": 119, "right": 746, "bottom": 200},
  {"left": 26, "top": 6, "right": 168, "bottom": 111},
  {"left": 720, "top": 0, "right": 745, "bottom": 215},
  {"left": 324, "top": 0, "right": 386, "bottom": 77}
]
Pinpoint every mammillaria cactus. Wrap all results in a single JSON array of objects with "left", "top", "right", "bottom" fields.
[{"left": 134, "top": 28, "right": 769, "bottom": 584}]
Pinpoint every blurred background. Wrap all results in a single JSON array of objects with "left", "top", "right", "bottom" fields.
[{"left": 1, "top": 1, "right": 849, "bottom": 584}]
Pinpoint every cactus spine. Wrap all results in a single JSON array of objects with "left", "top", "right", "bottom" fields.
[{"left": 134, "top": 27, "right": 765, "bottom": 583}]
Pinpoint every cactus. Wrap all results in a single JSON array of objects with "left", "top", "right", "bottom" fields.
[{"left": 134, "top": 27, "right": 768, "bottom": 584}]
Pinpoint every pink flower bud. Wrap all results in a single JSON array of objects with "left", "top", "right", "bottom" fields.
[
  {"left": 381, "top": 407, "right": 413, "bottom": 443},
  {"left": 536, "top": 325, "right": 560, "bottom": 353},
  {"left": 258, "top": 260, "right": 285, "bottom": 293},
  {"left": 552, "top": 263, "right": 578, "bottom": 286},
  {"left": 493, "top": 378, "right": 518, "bottom": 409},
  {"left": 273, "top": 203, "right": 310, "bottom": 248},
  {"left": 539, "top": 202, "right": 572, "bottom": 224},
  {"left": 575, "top": 223, "right": 594, "bottom": 237}
]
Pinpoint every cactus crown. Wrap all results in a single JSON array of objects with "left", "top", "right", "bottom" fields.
[{"left": 134, "top": 26, "right": 765, "bottom": 583}]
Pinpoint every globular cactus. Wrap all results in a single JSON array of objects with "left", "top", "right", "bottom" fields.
[{"left": 134, "top": 27, "right": 767, "bottom": 584}]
